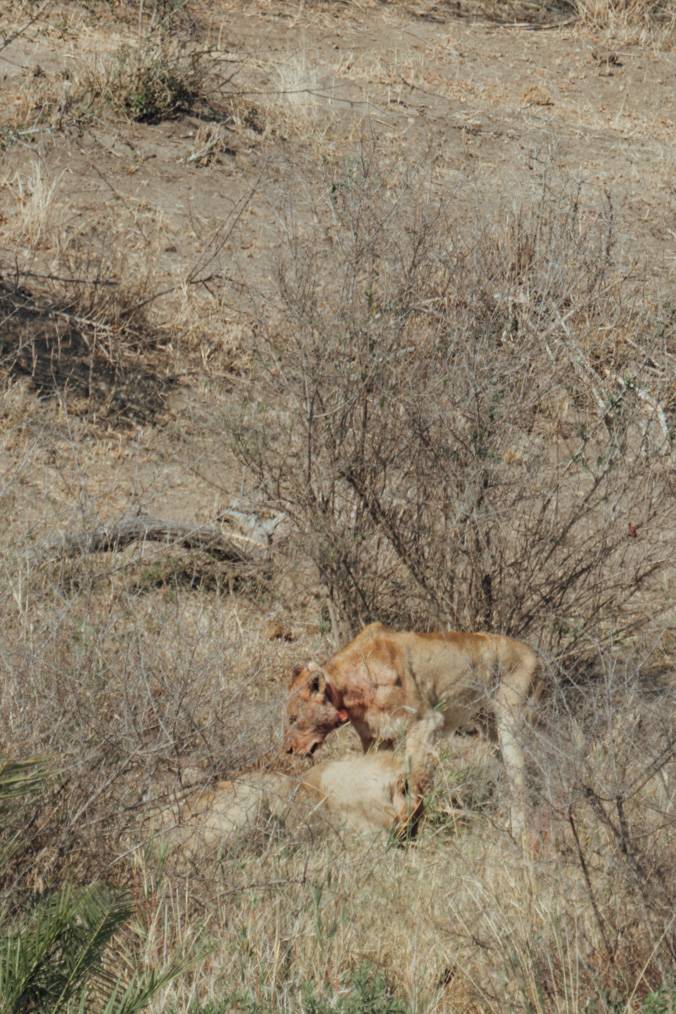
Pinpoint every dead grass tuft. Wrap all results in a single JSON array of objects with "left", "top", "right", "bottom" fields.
[
  {"left": 7, "top": 38, "right": 224, "bottom": 133},
  {"left": 99, "top": 42, "right": 202, "bottom": 124},
  {"left": 6, "top": 162, "right": 64, "bottom": 249},
  {"left": 574, "top": 0, "right": 676, "bottom": 33}
]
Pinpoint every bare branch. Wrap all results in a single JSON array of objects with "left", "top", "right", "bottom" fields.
[{"left": 0, "top": 0, "right": 51, "bottom": 56}]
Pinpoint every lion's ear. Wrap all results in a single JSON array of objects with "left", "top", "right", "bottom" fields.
[
  {"left": 308, "top": 670, "right": 326, "bottom": 695},
  {"left": 305, "top": 661, "right": 325, "bottom": 695}
]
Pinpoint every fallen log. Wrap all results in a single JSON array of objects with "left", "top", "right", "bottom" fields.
[{"left": 31, "top": 509, "right": 284, "bottom": 565}]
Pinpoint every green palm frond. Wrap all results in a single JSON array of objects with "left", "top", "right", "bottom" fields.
[
  {"left": 87, "top": 960, "right": 194, "bottom": 1014},
  {"left": 0, "top": 757, "right": 48, "bottom": 916},
  {"left": 0, "top": 883, "right": 133, "bottom": 1012},
  {"left": 1, "top": 758, "right": 196, "bottom": 1012},
  {"left": 52, "top": 884, "right": 135, "bottom": 1011},
  {"left": 0, "top": 882, "right": 196, "bottom": 1013}
]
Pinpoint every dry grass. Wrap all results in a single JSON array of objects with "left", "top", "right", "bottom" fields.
[
  {"left": 2, "top": 561, "right": 672, "bottom": 1012},
  {"left": 4, "top": 36, "right": 226, "bottom": 135},
  {"left": 574, "top": 0, "right": 676, "bottom": 34},
  {"left": 411, "top": 0, "right": 676, "bottom": 34},
  {"left": 245, "top": 51, "right": 352, "bottom": 147},
  {"left": 320, "top": 0, "right": 676, "bottom": 35},
  {"left": 5, "top": 162, "right": 64, "bottom": 250},
  {"left": 159, "top": 664, "right": 672, "bottom": 1009},
  {"left": 1, "top": 184, "right": 673, "bottom": 1008},
  {"left": 272, "top": 52, "right": 325, "bottom": 123},
  {"left": 0, "top": 266, "right": 176, "bottom": 427}
]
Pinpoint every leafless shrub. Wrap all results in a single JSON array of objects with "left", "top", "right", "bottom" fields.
[
  {"left": 0, "top": 567, "right": 289, "bottom": 886},
  {"left": 231, "top": 153, "right": 674, "bottom": 670}
]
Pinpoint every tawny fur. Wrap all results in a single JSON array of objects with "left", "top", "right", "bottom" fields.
[
  {"left": 285, "top": 622, "right": 538, "bottom": 838},
  {"left": 157, "top": 713, "right": 444, "bottom": 853}
]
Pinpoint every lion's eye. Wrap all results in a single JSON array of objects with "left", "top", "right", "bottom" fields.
[{"left": 309, "top": 675, "right": 321, "bottom": 694}]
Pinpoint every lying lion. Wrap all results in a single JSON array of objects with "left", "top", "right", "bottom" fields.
[
  {"left": 285, "top": 623, "right": 539, "bottom": 839},
  {"left": 157, "top": 713, "right": 444, "bottom": 853}
]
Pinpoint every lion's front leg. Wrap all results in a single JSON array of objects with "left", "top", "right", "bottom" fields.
[
  {"left": 390, "top": 712, "right": 445, "bottom": 838},
  {"left": 403, "top": 711, "right": 445, "bottom": 770},
  {"left": 391, "top": 772, "right": 427, "bottom": 842}
]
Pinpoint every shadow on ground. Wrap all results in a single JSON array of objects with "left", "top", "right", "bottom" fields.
[{"left": 0, "top": 278, "right": 175, "bottom": 426}]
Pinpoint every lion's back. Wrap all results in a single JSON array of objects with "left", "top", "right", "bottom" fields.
[{"left": 302, "top": 754, "right": 401, "bottom": 832}]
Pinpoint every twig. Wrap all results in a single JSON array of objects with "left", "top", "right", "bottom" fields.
[
  {"left": 0, "top": 265, "right": 119, "bottom": 288},
  {"left": 118, "top": 178, "right": 261, "bottom": 318},
  {"left": 611, "top": 371, "right": 671, "bottom": 449},
  {"left": 493, "top": 16, "right": 578, "bottom": 31},
  {"left": 0, "top": 0, "right": 52, "bottom": 56},
  {"left": 568, "top": 801, "right": 615, "bottom": 965}
]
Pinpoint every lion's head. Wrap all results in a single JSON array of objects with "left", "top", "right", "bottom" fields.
[{"left": 284, "top": 662, "right": 349, "bottom": 756}]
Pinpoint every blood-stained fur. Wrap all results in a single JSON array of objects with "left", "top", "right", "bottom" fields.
[{"left": 285, "top": 623, "right": 538, "bottom": 838}]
